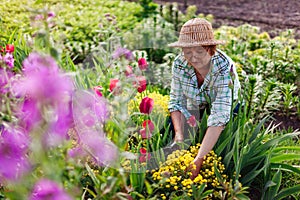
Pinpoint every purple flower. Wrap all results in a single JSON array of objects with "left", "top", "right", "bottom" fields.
[
  {"left": 13, "top": 53, "right": 75, "bottom": 146},
  {"left": 72, "top": 90, "right": 109, "bottom": 132},
  {"left": 3, "top": 53, "right": 14, "bottom": 68},
  {"left": 45, "top": 101, "right": 74, "bottom": 146},
  {"left": 112, "top": 47, "right": 133, "bottom": 61},
  {"left": 0, "top": 127, "right": 30, "bottom": 181},
  {"left": 47, "top": 11, "right": 55, "bottom": 19},
  {"left": 30, "top": 179, "right": 72, "bottom": 200},
  {"left": 80, "top": 131, "right": 118, "bottom": 166},
  {"left": 0, "top": 68, "right": 13, "bottom": 94},
  {"left": 18, "top": 98, "right": 42, "bottom": 131},
  {"left": 22, "top": 52, "right": 59, "bottom": 75},
  {"left": 14, "top": 53, "right": 73, "bottom": 103}
]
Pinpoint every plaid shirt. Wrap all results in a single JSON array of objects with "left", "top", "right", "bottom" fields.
[{"left": 168, "top": 49, "right": 240, "bottom": 126}]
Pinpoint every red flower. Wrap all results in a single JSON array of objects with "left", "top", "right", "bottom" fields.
[
  {"left": 93, "top": 86, "right": 103, "bottom": 97},
  {"left": 139, "top": 147, "right": 151, "bottom": 163},
  {"left": 135, "top": 76, "right": 147, "bottom": 93},
  {"left": 138, "top": 57, "right": 148, "bottom": 70},
  {"left": 187, "top": 115, "right": 197, "bottom": 127},
  {"left": 139, "top": 97, "right": 154, "bottom": 114},
  {"left": 109, "top": 78, "right": 121, "bottom": 95},
  {"left": 6, "top": 44, "right": 14, "bottom": 53},
  {"left": 125, "top": 65, "right": 134, "bottom": 77}
]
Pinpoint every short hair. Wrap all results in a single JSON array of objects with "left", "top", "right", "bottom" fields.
[{"left": 203, "top": 45, "right": 217, "bottom": 56}]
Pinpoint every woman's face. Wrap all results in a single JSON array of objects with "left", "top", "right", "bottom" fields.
[{"left": 182, "top": 46, "right": 211, "bottom": 70}]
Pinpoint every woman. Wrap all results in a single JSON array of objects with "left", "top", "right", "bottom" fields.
[{"left": 167, "top": 18, "right": 240, "bottom": 179}]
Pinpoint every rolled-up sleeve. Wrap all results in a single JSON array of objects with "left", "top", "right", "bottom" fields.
[
  {"left": 207, "top": 72, "right": 232, "bottom": 127},
  {"left": 168, "top": 62, "right": 191, "bottom": 120}
]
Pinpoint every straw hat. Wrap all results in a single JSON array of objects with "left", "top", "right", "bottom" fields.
[{"left": 168, "top": 18, "right": 225, "bottom": 47}]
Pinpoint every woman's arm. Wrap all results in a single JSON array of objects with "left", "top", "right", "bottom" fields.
[
  {"left": 190, "top": 126, "right": 224, "bottom": 179},
  {"left": 170, "top": 111, "right": 185, "bottom": 142},
  {"left": 194, "top": 126, "right": 224, "bottom": 160}
]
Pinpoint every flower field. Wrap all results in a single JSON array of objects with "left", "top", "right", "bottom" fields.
[{"left": 0, "top": 0, "right": 300, "bottom": 199}]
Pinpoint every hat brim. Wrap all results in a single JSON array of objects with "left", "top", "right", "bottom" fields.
[{"left": 168, "top": 40, "right": 225, "bottom": 48}]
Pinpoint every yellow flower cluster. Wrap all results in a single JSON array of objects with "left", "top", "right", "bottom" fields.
[
  {"left": 128, "top": 92, "right": 170, "bottom": 117},
  {"left": 150, "top": 143, "right": 228, "bottom": 199}
]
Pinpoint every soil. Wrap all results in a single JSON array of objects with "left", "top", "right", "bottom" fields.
[
  {"left": 154, "top": 0, "right": 300, "bottom": 131},
  {"left": 153, "top": 0, "right": 300, "bottom": 38}
]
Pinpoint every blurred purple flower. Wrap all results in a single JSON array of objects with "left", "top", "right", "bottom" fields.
[
  {"left": 3, "top": 53, "right": 14, "bottom": 68},
  {"left": 34, "top": 14, "right": 44, "bottom": 21},
  {"left": 0, "top": 127, "right": 30, "bottom": 181},
  {"left": 81, "top": 131, "right": 118, "bottom": 166},
  {"left": 13, "top": 53, "right": 75, "bottom": 146},
  {"left": 47, "top": 11, "right": 55, "bottom": 19},
  {"left": 72, "top": 90, "right": 109, "bottom": 132},
  {"left": 0, "top": 68, "right": 13, "bottom": 94},
  {"left": 30, "top": 179, "right": 72, "bottom": 200},
  {"left": 46, "top": 101, "right": 74, "bottom": 146},
  {"left": 14, "top": 53, "right": 73, "bottom": 103},
  {"left": 17, "top": 98, "right": 42, "bottom": 131},
  {"left": 112, "top": 47, "right": 133, "bottom": 61},
  {"left": 22, "top": 52, "right": 59, "bottom": 75}
]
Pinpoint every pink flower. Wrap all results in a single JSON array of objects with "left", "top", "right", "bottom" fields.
[
  {"left": 93, "top": 86, "right": 103, "bottom": 97},
  {"left": 6, "top": 44, "right": 14, "bottom": 53},
  {"left": 139, "top": 97, "right": 154, "bottom": 114},
  {"left": 138, "top": 147, "right": 151, "bottom": 163},
  {"left": 109, "top": 78, "right": 121, "bottom": 95},
  {"left": 142, "top": 120, "right": 154, "bottom": 132},
  {"left": 138, "top": 58, "right": 148, "bottom": 70},
  {"left": 135, "top": 76, "right": 147, "bottom": 93},
  {"left": 139, "top": 120, "right": 154, "bottom": 139},
  {"left": 125, "top": 65, "right": 134, "bottom": 77},
  {"left": 187, "top": 115, "right": 197, "bottom": 127},
  {"left": 139, "top": 128, "right": 152, "bottom": 139}
]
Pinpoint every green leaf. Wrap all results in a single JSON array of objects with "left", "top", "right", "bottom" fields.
[
  {"left": 248, "top": 116, "right": 268, "bottom": 144},
  {"left": 273, "top": 146, "right": 300, "bottom": 152},
  {"left": 270, "top": 163, "right": 300, "bottom": 175},
  {"left": 235, "top": 193, "right": 251, "bottom": 200},
  {"left": 273, "top": 185, "right": 300, "bottom": 200},
  {"left": 271, "top": 154, "right": 300, "bottom": 163},
  {"left": 144, "top": 180, "right": 153, "bottom": 195},
  {"left": 85, "top": 163, "right": 100, "bottom": 186}
]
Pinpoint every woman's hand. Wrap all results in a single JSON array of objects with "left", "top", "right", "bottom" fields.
[{"left": 188, "top": 157, "right": 204, "bottom": 180}]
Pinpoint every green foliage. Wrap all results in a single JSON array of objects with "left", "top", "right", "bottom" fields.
[
  {"left": 136, "top": 0, "right": 158, "bottom": 19},
  {"left": 0, "top": 0, "right": 143, "bottom": 63}
]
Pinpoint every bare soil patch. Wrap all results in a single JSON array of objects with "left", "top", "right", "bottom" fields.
[{"left": 154, "top": 0, "right": 300, "bottom": 38}]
